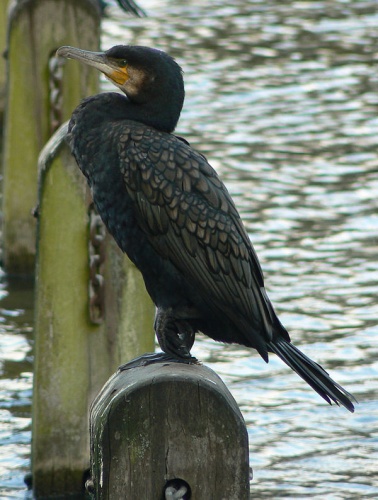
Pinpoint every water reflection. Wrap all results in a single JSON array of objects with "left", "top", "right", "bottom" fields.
[
  {"left": 1, "top": 0, "right": 378, "bottom": 497},
  {"left": 0, "top": 278, "right": 33, "bottom": 497}
]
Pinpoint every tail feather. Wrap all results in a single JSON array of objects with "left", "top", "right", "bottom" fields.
[{"left": 268, "top": 339, "right": 356, "bottom": 412}]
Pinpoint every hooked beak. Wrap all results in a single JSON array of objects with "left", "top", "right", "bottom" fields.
[{"left": 56, "top": 46, "right": 129, "bottom": 85}]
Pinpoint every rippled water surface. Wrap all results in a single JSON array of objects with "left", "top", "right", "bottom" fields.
[{"left": 1, "top": 0, "right": 377, "bottom": 497}]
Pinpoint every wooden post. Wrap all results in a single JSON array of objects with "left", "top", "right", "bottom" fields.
[
  {"left": 1, "top": 0, "right": 100, "bottom": 274},
  {"left": 89, "top": 353, "right": 250, "bottom": 499},
  {"left": 33, "top": 124, "right": 155, "bottom": 497}
]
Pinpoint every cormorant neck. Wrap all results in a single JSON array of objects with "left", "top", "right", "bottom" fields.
[
  {"left": 74, "top": 92, "right": 183, "bottom": 135},
  {"left": 124, "top": 95, "right": 182, "bottom": 133}
]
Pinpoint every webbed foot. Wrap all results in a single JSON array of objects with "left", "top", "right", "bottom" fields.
[{"left": 154, "top": 306, "right": 197, "bottom": 361}]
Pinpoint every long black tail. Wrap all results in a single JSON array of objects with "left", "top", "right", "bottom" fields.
[{"left": 268, "top": 339, "right": 356, "bottom": 412}]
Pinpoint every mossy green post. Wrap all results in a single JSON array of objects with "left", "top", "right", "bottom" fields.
[
  {"left": 2, "top": 0, "right": 100, "bottom": 274},
  {"left": 34, "top": 125, "right": 155, "bottom": 497}
]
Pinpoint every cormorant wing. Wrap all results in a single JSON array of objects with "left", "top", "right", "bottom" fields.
[{"left": 118, "top": 122, "right": 276, "bottom": 343}]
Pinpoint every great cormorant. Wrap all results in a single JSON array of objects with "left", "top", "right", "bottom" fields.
[{"left": 56, "top": 44, "right": 356, "bottom": 412}]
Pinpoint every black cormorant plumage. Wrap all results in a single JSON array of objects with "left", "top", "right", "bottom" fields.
[{"left": 56, "top": 44, "right": 356, "bottom": 412}]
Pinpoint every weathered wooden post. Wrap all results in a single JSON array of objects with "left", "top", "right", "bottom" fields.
[
  {"left": 33, "top": 125, "right": 155, "bottom": 497},
  {"left": 1, "top": 0, "right": 100, "bottom": 274},
  {"left": 89, "top": 353, "right": 251, "bottom": 499}
]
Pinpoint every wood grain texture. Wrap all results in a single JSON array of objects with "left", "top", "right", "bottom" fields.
[{"left": 90, "top": 359, "right": 250, "bottom": 499}]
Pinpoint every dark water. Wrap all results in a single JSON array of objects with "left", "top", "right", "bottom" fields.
[{"left": 1, "top": 0, "right": 377, "bottom": 497}]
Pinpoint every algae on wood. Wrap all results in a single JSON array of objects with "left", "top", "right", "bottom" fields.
[
  {"left": 33, "top": 128, "right": 95, "bottom": 495},
  {"left": 2, "top": 0, "right": 100, "bottom": 274},
  {"left": 33, "top": 126, "right": 155, "bottom": 496}
]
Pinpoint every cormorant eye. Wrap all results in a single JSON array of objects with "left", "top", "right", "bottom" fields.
[{"left": 119, "top": 59, "right": 127, "bottom": 66}]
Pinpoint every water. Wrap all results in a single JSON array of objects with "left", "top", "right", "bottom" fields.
[{"left": 1, "top": 0, "right": 377, "bottom": 497}]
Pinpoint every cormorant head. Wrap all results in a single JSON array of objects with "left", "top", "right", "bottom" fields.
[{"left": 56, "top": 44, "right": 185, "bottom": 132}]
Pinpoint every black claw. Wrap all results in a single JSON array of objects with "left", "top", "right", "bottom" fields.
[{"left": 119, "top": 351, "right": 198, "bottom": 371}]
